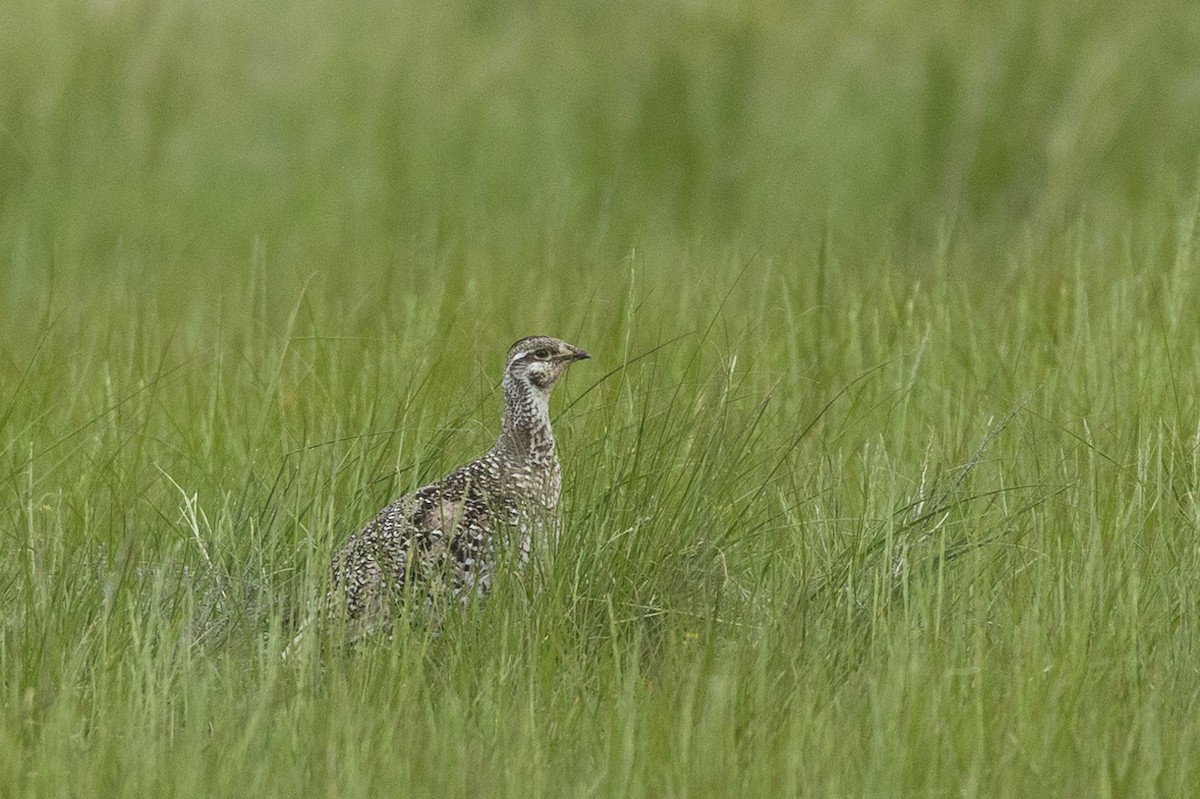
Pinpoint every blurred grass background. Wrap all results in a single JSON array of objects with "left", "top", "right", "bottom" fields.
[
  {"left": 3, "top": 0, "right": 1199, "bottom": 258},
  {"left": 3, "top": 0, "right": 1200, "bottom": 796}
]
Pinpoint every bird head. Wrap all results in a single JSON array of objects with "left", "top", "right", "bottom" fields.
[{"left": 504, "top": 335, "right": 589, "bottom": 393}]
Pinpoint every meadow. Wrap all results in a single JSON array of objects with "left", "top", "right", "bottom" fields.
[{"left": 2, "top": 0, "right": 1200, "bottom": 795}]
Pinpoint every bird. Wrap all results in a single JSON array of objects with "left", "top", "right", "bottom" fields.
[{"left": 327, "top": 335, "right": 589, "bottom": 631}]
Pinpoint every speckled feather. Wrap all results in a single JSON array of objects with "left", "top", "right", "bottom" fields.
[{"left": 328, "top": 335, "right": 588, "bottom": 627}]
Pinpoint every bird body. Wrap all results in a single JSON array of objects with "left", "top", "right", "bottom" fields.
[{"left": 328, "top": 335, "right": 588, "bottom": 627}]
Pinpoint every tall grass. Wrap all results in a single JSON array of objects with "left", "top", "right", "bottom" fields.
[{"left": 2, "top": 0, "right": 1200, "bottom": 795}]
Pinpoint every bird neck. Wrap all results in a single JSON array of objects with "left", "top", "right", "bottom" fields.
[{"left": 496, "top": 374, "right": 556, "bottom": 464}]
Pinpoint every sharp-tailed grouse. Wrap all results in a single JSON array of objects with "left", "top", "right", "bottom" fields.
[{"left": 328, "top": 335, "right": 589, "bottom": 626}]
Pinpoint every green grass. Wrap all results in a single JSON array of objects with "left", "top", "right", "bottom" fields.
[{"left": 3, "top": 1, "right": 1200, "bottom": 796}]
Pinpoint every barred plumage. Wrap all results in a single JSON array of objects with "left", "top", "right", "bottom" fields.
[{"left": 327, "top": 335, "right": 589, "bottom": 627}]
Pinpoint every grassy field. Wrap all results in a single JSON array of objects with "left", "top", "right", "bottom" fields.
[{"left": 3, "top": 1, "right": 1200, "bottom": 796}]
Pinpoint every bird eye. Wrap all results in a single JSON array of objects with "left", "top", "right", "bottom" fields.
[{"left": 533, "top": 348, "right": 552, "bottom": 360}]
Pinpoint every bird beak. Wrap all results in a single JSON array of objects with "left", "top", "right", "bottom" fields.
[{"left": 570, "top": 348, "right": 590, "bottom": 361}]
